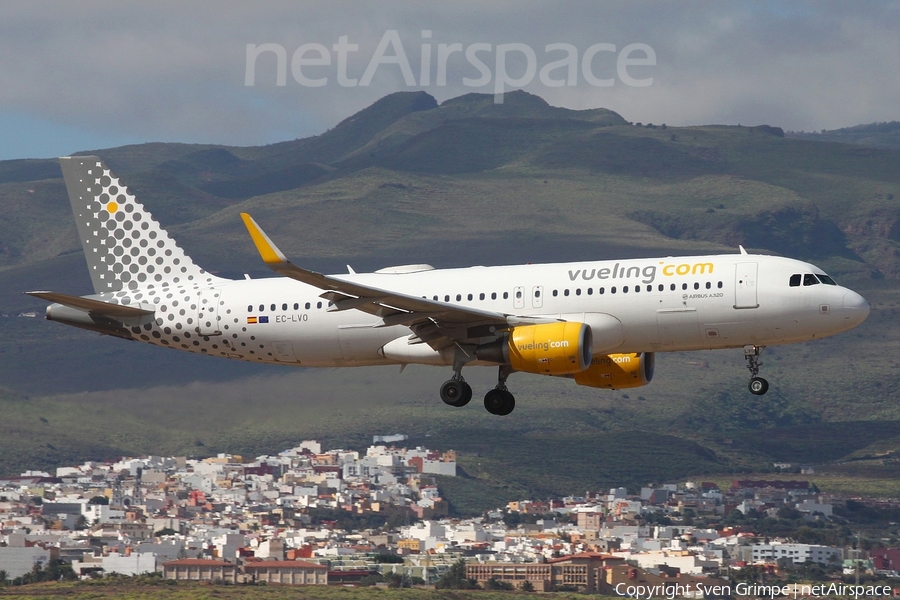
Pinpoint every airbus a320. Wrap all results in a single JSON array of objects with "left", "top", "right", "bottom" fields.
[{"left": 28, "top": 157, "right": 870, "bottom": 415}]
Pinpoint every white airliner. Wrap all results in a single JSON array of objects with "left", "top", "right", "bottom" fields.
[{"left": 28, "top": 156, "right": 870, "bottom": 415}]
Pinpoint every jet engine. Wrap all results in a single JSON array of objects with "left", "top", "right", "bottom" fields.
[
  {"left": 476, "top": 322, "right": 592, "bottom": 375},
  {"left": 572, "top": 352, "right": 655, "bottom": 389}
]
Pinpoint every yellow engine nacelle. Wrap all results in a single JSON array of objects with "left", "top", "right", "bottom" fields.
[
  {"left": 573, "top": 352, "right": 655, "bottom": 389},
  {"left": 507, "top": 322, "right": 593, "bottom": 375}
]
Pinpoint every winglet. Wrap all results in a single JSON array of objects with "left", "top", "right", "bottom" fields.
[
  {"left": 739, "top": 245, "right": 748, "bottom": 255},
  {"left": 240, "top": 213, "right": 288, "bottom": 265}
]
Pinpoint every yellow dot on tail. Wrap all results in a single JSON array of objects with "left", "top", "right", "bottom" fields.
[{"left": 107, "top": 201, "right": 118, "bottom": 214}]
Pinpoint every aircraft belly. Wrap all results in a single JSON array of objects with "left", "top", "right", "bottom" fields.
[
  {"left": 338, "top": 324, "right": 405, "bottom": 364},
  {"left": 287, "top": 319, "right": 343, "bottom": 365}
]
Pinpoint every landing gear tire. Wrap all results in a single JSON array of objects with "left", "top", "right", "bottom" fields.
[
  {"left": 484, "top": 389, "right": 515, "bottom": 416},
  {"left": 743, "top": 345, "right": 769, "bottom": 396},
  {"left": 440, "top": 379, "right": 472, "bottom": 407},
  {"left": 749, "top": 377, "right": 769, "bottom": 396}
]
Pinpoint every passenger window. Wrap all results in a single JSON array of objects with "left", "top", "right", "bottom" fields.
[
  {"left": 305, "top": 302, "right": 311, "bottom": 309},
  {"left": 611, "top": 287, "right": 617, "bottom": 294},
  {"left": 564, "top": 289, "right": 569, "bottom": 296},
  {"left": 516, "top": 290, "right": 522, "bottom": 299},
  {"left": 293, "top": 303, "right": 299, "bottom": 310},
  {"left": 480, "top": 293, "right": 485, "bottom": 300},
  {"left": 433, "top": 295, "right": 438, "bottom": 301},
  {"left": 444, "top": 295, "right": 450, "bottom": 302},
  {"left": 587, "top": 288, "right": 593, "bottom": 295},
  {"left": 647, "top": 285, "right": 652, "bottom": 292},
  {"left": 670, "top": 284, "right": 676, "bottom": 291},
  {"left": 467, "top": 293, "right": 473, "bottom": 301},
  {"left": 270, "top": 304, "right": 276, "bottom": 311},
  {"left": 534, "top": 290, "right": 541, "bottom": 298},
  {"left": 247, "top": 305, "right": 253, "bottom": 313},
  {"left": 623, "top": 286, "right": 629, "bottom": 293},
  {"left": 456, "top": 294, "right": 462, "bottom": 301},
  {"left": 282, "top": 303, "right": 288, "bottom": 310},
  {"left": 682, "top": 283, "right": 688, "bottom": 290},
  {"left": 705, "top": 282, "right": 711, "bottom": 289},
  {"left": 789, "top": 274, "right": 801, "bottom": 287},
  {"left": 694, "top": 283, "right": 700, "bottom": 290},
  {"left": 803, "top": 274, "right": 820, "bottom": 286},
  {"left": 575, "top": 288, "right": 581, "bottom": 296},
  {"left": 599, "top": 287, "right": 605, "bottom": 295},
  {"left": 658, "top": 284, "right": 664, "bottom": 292},
  {"left": 553, "top": 290, "right": 558, "bottom": 297},
  {"left": 491, "top": 292, "right": 497, "bottom": 300},
  {"left": 503, "top": 292, "right": 509, "bottom": 300},
  {"left": 717, "top": 281, "right": 723, "bottom": 289},
  {"left": 633, "top": 285, "right": 639, "bottom": 293},
  {"left": 259, "top": 304, "right": 264, "bottom": 312}
]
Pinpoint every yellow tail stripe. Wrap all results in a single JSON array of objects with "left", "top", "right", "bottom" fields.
[{"left": 240, "top": 213, "right": 286, "bottom": 265}]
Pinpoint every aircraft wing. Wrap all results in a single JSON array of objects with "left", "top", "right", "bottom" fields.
[{"left": 241, "top": 213, "right": 553, "bottom": 349}]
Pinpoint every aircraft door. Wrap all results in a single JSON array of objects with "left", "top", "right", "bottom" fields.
[
  {"left": 532, "top": 286, "right": 543, "bottom": 308},
  {"left": 197, "top": 288, "right": 221, "bottom": 335},
  {"left": 734, "top": 262, "right": 759, "bottom": 309},
  {"left": 513, "top": 286, "right": 525, "bottom": 310}
]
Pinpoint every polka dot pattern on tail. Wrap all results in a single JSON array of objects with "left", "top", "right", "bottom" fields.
[{"left": 60, "top": 157, "right": 222, "bottom": 294}]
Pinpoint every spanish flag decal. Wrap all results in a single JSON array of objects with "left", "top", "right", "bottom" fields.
[{"left": 247, "top": 316, "right": 258, "bottom": 324}]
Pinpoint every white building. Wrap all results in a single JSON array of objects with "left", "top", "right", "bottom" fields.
[{"left": 751, "top": 543, "right": 842, "bottom": 565}]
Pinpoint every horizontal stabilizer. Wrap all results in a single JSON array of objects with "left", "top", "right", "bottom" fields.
[{"left": 25, "top": 291, "right": 155, "bottom": 318}]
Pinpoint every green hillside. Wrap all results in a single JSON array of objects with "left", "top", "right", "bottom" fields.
[{"left": 0, "top": 91, "right": 898, "bottom": 507}]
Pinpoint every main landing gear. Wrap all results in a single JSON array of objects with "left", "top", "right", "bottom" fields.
[
  {"left": 744, "top": 345, "right": 769, "bottom": 395},
  {"left": 439, "top": 374, "right": 472, "bottom": 407},
  {"left": 441, "top": 365, "right": 516, "bottom": 416},
  {"left": 483, "top": 365, "right": 515, "bottom": 416}
]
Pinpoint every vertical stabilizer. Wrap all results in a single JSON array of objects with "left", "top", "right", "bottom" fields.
[{"left": 59, "top": 156, "right": 222, "bottom": 293}]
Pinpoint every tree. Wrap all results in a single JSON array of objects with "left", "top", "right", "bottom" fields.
[
  {"left": 434, "top": 559, "right": 479, "bottom": 589},
  {"left": 358, "top": 573, "right": 384, "bottom": 587},
  {"left": 522, "top": 580, "right": 535, "bottom": 592},
  {"left": 485, "top": 576, "right": 514, "bottom": 590},
  {"left": 88, "top": 496, "right": 109, "bottom": 505}
]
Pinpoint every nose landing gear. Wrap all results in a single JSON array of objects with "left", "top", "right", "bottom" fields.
[{"left": 744, "top": 345, "right": 769, "bottom": 395}]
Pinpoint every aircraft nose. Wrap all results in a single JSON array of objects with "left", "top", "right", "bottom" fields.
[{"left": 842, "top": 290, "right": 870, "bottom": 325}]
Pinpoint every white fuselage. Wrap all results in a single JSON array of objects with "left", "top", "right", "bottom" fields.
[{"left": 105, "top": 252, "right": 868, "bottom": 368}]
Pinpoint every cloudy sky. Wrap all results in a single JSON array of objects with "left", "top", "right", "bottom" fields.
[{"left": 1, "top": 1, "right": 898, "bottom": 161}]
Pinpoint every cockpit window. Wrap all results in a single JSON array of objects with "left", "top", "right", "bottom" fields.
[
  {"left": 818, "top": 274, "right": 837, "bottom": 285},
  {"left": 789, "top": 274, "right": 801, "bottom": 287},
  {"left": 803, "top": 273, "right": 820, "bottom": 286}
]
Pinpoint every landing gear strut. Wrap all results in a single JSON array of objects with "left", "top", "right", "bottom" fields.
[
  {"left": 484, "top": 365, "right": 515, "bottom": 416},
  {"left": 744, "top": 345, "right": 769, "bottom": 395},
  {"left": 440, "top": 346, "right": 474, "bottom": 407}
]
